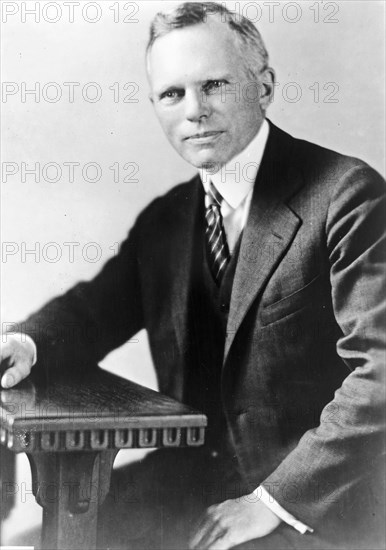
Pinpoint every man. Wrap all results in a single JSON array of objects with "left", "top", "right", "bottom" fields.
[{"left": 1, "top": 3, "right": 385, "bottom": 549}]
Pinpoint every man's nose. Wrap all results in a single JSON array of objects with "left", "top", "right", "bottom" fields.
[{"left": 185, "top": 89, "right": 211, "bottom": 122}]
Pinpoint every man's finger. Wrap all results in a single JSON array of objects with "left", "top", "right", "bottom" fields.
[
  {"left": 1, "top": 364, "right": 29, "bottom": 388},
  {"left": 207, "top": 531, "right": 233, "bottom": 550},
  {"left": 189, "top": 512, "right": 209, "bottom": 548},
  {"left": 0, "top": 341, "right": 13, "bottom": 364},
  {"left": 199, "top": 528, "right": 226, "bottom": 550},
  {"left": 190, "top": 519, "right": 224, "bottom": 550}
]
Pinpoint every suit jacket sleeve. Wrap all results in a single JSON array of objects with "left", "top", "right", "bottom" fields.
[
  {"left": 20, "top": 221, "right": 144, "bottom": 373},
  {"left": 261, "top": 163, "right": 386, "bottom": 527}
]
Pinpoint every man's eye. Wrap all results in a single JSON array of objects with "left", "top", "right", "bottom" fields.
[
  {"left": 160, "top": 90, "right": 183, "bottom": 103},
  {"left": 203, "top": 80, "right": 227, "bottom": 94}
]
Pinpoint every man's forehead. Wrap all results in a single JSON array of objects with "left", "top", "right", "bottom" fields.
[
  {"left": 148, "top": 21, "right": 240, "bottom": 87},
  {"left": 149, "top": 15, "right": 236, "bottom": 51}
]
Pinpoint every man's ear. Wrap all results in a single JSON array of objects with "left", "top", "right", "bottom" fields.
[{"left": 259, "top": 67, "right": 275, "bottom": 111}]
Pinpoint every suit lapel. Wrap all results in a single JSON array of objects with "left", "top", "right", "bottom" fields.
[{"left": 224, "top": 122, "right": 304, "bottom": 362}]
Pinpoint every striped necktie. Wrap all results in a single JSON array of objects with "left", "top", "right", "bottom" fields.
[{"left": 205, "top": 181, "right": 231, "bottom": 285}]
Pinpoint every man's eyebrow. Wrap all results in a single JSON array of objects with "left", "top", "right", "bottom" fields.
[
  {"left": 202, "top": 74, "right": 233, "bottom": 81},
  {"left": 198, "top": 74, "right": 236, "bottom": 84}
]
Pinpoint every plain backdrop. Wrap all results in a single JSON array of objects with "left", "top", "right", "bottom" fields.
[{"left": 1, "top": 0, "right": 385, "bottom": 542}]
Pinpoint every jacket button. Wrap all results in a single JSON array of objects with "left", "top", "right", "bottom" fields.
[
  {"left": 220, "top": 303, "right": 229, "bottom": 313},
  {"left": 210, "top": 450, "right": 219, "bottom": 458}
]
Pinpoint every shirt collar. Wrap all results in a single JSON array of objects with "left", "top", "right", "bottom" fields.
[{"left": 200, "top": 118, "right": 269, "bottom": 209}]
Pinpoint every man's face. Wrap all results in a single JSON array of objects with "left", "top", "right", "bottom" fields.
[{"left": 148, "top": 20, "right": 266, "bottom": 169}]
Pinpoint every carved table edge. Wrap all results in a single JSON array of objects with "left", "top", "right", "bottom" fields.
[{"left": 0, "top": 425, "right": 206, "bottom": 453}]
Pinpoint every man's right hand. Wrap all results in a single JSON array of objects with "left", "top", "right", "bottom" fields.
[{"left": 0, "top": 334, "right": 35, "bottom": 388}]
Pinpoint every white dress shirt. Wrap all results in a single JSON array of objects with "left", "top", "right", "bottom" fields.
[
  {"left": 199, "top": 119, "right": 269, "bottom": 253},
  {"left": 200, "top": 118, "right": 313, "bottom": 535}
]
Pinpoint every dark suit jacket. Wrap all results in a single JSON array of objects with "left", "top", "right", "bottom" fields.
[{"left": 24, "top": 121, "right": 386, "bottom": 546}]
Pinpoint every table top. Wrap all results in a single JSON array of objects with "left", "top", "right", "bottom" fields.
[{"left": 0, "top": 368, "right": 207, "bottom": 453}]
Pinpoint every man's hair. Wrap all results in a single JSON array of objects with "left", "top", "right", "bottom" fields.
[{"left": 147, "top": 2, "right": 269, "bottom": 79}]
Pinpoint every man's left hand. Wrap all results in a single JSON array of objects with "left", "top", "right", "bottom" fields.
[{"left": 189, "top": 493, "right": 282, "bottom": 549}]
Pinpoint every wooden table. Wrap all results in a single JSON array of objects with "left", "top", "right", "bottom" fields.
[{"left": 0, "top": 368, "right": 207, "bottom": 550}]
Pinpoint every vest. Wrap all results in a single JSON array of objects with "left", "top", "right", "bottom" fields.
[{"left": 183, "top": 197, "right": 242, "bottom": 459}]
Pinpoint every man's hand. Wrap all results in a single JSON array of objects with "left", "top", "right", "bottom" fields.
[
  {"left": 189, "top": 493, "right": 282, "bottom": 550},
  {"left": 0, "top": 334, "right": 35, "bottom": 388}
]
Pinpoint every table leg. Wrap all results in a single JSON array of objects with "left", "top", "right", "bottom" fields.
[
  {"left": 27, "top": 450, "right": 118, "bottom": 550},
  {"left": 0, "top": 445, "right": 16, "bottom": 523}
]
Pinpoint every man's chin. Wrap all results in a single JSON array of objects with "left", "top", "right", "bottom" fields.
[{"left": 183, "top": 150, "right": 226, "bottom": 170}]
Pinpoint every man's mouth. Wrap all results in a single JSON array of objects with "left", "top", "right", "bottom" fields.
[{"left": 185, "top": 131, "right": 224, "bottom": 141}]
